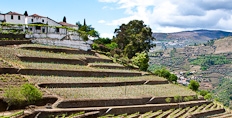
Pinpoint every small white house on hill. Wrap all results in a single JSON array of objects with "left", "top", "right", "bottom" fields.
[{"left": 0, "top": 11, "right": 91, "bottom": 50}]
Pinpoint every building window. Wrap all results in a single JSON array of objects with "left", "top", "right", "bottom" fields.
[
  {"left": 30, "top": 28, "right": 32, "bottom": 31},
  {"left": 11, "top": 15, "right": 13, "bottom": 19},
  {"left": 36, "top": 26, "right": 41, "bottom": 30},
  {"left": 42, "top": 19, "right": 44, "bottom": 22},
  {"left": 18, "top": 16, "right": 20, "bottom": 20},
  {"left": 31, "top": 19, "right": 33, "bottom": 22},
  {"left": 42, "top": 28, "right": 45, "bottom": 33},
  {"left": 56, "top": 28, "right": 59, "bottom": 33}
]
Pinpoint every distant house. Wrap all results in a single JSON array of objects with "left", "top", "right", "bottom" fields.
[{"left": 0, "top": 11, "right": 80, "bottom": 40}]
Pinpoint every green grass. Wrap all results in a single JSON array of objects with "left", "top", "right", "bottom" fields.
[
  {"left": 27, "top": 75, "right": 166, "bottom": 84},
  {"left": 46, "top": 84, "right": 196, "bottom": 99}
]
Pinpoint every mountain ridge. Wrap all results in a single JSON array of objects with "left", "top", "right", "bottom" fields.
[{"left": 152, "top": 29, "right": 232, "bottom": 50}]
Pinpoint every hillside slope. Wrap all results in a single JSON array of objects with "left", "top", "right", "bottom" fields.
[
  {"left": 152, "top": 30, "right": 232, "bottom": 50},
  {"left": 149, "top": 36, "right": 232, "bottom": 109},
  {"left": 0, "top": 42, "right": 230, "bottom": 117}
]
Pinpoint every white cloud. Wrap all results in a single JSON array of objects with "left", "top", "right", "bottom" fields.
[
  {"left": 98, "top": 20, "right": 106, "bottom": 24},
  {"left": 99, "top": 0, "right": 232, "bottom": 33}
]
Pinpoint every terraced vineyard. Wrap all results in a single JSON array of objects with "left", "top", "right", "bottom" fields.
[{"left": 0, "top": 43, "right": 231, "bottom": 118}]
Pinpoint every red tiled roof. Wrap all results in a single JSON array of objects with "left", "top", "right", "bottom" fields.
[
  {"left": 29, "top": 14, "right": 46, "bottom": 18},
  {"left": 6, "top": 11, "right": 23, "bottom": 15},
  {"left": 59, "top": 22, "right": 77, "bottom": 27}
]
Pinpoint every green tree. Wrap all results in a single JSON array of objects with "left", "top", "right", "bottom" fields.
[
  {"left": 188, "top": 80, "right": 200, "bottom": 91},
  {"left": 20, "top": 83, "right": 42, "bottom": 103},
  {"left": 63, "top": 16, "right": 66, "bottom": 22},
  {"left": 113, "top": 20, "right": 155, "bottom": 59},
  {"left": 24, "top": 11, "right": 28, "bottom": 16},
  {"left": 131, "top": 51, "right": 149, "bottom": 71},
  {"left": 169, "top": 74, "right": 178, "bottom": 82},
  {"left": 77, "top": 19, "right": 99, "bottom": 41}
]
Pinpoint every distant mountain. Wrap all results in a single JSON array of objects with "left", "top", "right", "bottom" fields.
[
  {"left": 152, "top": 30, "right": 232, "bottom": 50},
  {"left": 153, "top": 29, "right": 232, "bottom": 41}
]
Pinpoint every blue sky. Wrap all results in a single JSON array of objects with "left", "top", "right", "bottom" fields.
[{"left": 1, "top": 0, "right": 232, "bottom": 38}]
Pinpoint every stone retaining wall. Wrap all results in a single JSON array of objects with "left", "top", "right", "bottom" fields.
[
  {"left": 0, "top": 33, "right": 25, "bottom": 39},
  {"left": 0, "top": 40, "right": 31, "bottom": 46},
  {"left": 57, "top": 96, "right": 200, "bottom": 108},
  {"left": 0, "top": 68, "right": 18, "bottom": 74},
  {"left": 18, "top": 69, "right": 142, "bottom": 77},
  {"left": 38, "top": 80, "right": 168, "bottom": 88},
  {"left": 20, "top": 47, "right": 96, "bottom": 55},
  {"left": 17, "top": 55, "right": 87, "bottom": 65},
  {"left": 0, "top": 96, "right": 58, "bottom": 112}
]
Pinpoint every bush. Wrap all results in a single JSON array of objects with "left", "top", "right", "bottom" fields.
[
  {"left": 188, "top": 80, "right": 200, "bottom": 91},
  {"left": 20, "top": 83, "right": 42, "bottom": 103},
  {"left": 169, "top": 74, "right": 178, "bottom": 82},
  {"left": 165, "top": 97, "right": 172, "bottom": 103},
  {"left": 200, "top": 90, "right": 209, "bottom": 96},
  {"left": 153, "top": 68, "right": 177, "bottom": 83},
  {"left": 3, "top": 86, "right": 25, "bottom": 110},
  {"left": 3, "top": 83, "right": 42, "bottom": 110},
  {"left": 131, "top": 51, "right": 149, "bottom": 71},
  {"left": 174, "top": 96, "right": 182, "bottom": 102},
  {"left": 204, "top": 93, "right": 212, "bottom": 100},
  {"left": 183, "top": 97, "right": 190, "bottom": 102}
]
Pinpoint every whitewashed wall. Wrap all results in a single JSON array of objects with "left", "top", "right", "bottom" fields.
[
  {"left": 26, "top": 33, "right": 66, "bottom": 39},
  {"left": 4, "top": 14, "right": 25, "bottom": 24},
  {"left": 32, "top": 38, "right": 92, "bottom": 51}
]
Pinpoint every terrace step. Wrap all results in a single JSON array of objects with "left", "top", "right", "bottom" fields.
[
  {"left": 20, "top": 46, "right": 96, "bottom": 55},
  {"left": 18, "top": 69, "right": 142, "bottom": 77},
  {"left": 156, "top": 109, "right": 174, "bottom": 118},
  {"left": 187, "top": 108, "right": 226, "bottom": 118},
  {"left": 207, "top": 112, "right": 232, "bottom": 118},
  {"left": 56, "top": 96, "right": 202, "bottom": 108},
  {"left": 17, "top": 55, "right": 87, "bottom": 65},
  {"left": 38, "top": 80, "right": 169, "bottom": 88},
  {"left": 0, "top": 40, "right": 31, "bottom": 46},
  {"left": 28, "top": 101, "right": 210, "bottom": 116},
  {"left": 88, "top": 63, "right": 128, "bottom": 69}
]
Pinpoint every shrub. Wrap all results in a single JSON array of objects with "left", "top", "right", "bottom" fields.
[
  {"left": 174, "top": 96, "right": 182, "bottom": 102},
  {"left": 169, "top": 74, "right": 178, "bottom": 82},
  {"left": 3, "top": 86, "right": 25, "bottom": 110},
  {"left": 3, "top": 83, "right": 42, "bottom": 110},
  {"left": 131, "top": 51, "right": 149, "bottom": 71},
  {"left": 188, "top": 80, "right": 200, "bottom": 91},
  {"left": 184, "top": 97, "right": 190, "bottom": 102},
  {"left": 200, "top": 90, "right": 208, "bottom": 96},
  {"left": 20, "top": 83, "right": 42, "bottom": 103},
  {"left": 165, "top": 97, "right": 172, "bottom": 103},
  {"left": 204, "top": 93, "right": 212, "bottom": 100},
  {"left": 187, "top": 96, "right": 194, "bottom": 101}
]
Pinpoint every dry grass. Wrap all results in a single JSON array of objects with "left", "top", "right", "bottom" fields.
[
  {"left": 88, "top": 62, "right": 124, "bottom": 67},
  {"left": 47, "top": 84, "right": 196, "bottom": 99},
  {"left": 19, "top": 44, "right": 80, "bottom": 50},
  {"left": 214, "top": 36, "right": 232, "bottom": 54},
  {"left": 18, "top": 62, "right": 140, "bottom": 72},
  {"left": 28, "top": 75, "right": 166, "bottom": 84}
]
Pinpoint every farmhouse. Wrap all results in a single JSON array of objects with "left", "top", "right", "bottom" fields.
[{"left": 0, "top": 11, "right": 80, "bottom": 40}]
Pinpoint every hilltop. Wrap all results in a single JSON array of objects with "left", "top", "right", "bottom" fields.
[{"left": 152, "top": 30, "right": 232, "bottom": 50}]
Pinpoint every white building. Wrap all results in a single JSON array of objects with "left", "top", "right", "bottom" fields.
[{"left": 0, "top": 11, "right": 79, "bottom": 40}]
